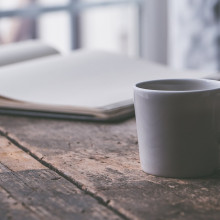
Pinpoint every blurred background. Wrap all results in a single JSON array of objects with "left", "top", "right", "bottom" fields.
[{"left": 0, "top": 0, "right": 220, "bottom": 71}]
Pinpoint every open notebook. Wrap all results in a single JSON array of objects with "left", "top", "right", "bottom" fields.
[{"left": 0, "top": 49, "right": 219, "bottom": 121}]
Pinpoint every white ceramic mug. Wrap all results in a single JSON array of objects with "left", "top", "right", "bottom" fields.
[{"left": 134, "top": 79, "right": 220, "bottom": 178}]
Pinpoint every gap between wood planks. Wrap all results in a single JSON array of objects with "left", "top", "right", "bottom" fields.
[{"left": 0, "top": 129, "right": 130, "bottom": 220}]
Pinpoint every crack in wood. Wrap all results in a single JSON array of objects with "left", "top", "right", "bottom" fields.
[{"left": 0, "top": 129, "right": 130, "bottom": 220}]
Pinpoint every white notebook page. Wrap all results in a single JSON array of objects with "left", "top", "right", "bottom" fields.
[{"left": 0, "top": 50, "right": 216, "bottom": 109}]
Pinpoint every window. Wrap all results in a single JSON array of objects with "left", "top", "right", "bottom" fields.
[{"left": 0, "top": 0, "right": 141, "bottom": 56}]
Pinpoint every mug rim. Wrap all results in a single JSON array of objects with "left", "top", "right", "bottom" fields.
[{"left": 134, "top": 78, "right": 220, "bottom": 94}]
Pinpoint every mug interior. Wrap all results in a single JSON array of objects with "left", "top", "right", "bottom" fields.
[{"left": 136, "top": 79, "right": 220, "bottom": 92}]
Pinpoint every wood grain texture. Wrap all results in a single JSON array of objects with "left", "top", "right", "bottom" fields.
[
  {"left": 0, "top": 135, "right": 122, "bottom": 220},
  {"left": 0, "top": 185, "right": 37, "bottom": 220},
  {"left": 1, "top": 116, "right": 220, "bottom": 219}
]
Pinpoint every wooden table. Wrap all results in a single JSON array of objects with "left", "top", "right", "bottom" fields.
[{"left": 0, "top": 115, "right": 220, "bottom": 220}]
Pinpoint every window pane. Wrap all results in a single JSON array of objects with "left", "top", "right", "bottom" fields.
[
  {"left": 38, "top": 12, "right": 71, "bottom": 52},
  {"left": 0, "top": 0, "right": 38, "bottom": 45},
  {"left": 0, "top": 17, "right": 37, "bottom": 44},
  {"left": 0, "top": 0, "right": 34, "bottom": 10},
  {"left": 38, "top": 0, "right": 68, "bottom": 6},
  {"left": 79, "top": 4, "right": 139, "bottom": 56}
]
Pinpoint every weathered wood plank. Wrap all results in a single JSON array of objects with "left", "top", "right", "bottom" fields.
[
  {"left": 0, "top": 185, "right": 38, "bottom": 220},
  {"left": 0, "top": 135, "right": 122, "bottom": 220},
  {"left": 1, "top": 116, "right": 220, "bottom": 219}
]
